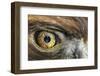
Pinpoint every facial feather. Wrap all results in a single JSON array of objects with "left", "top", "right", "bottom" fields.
[{"left": 28, "top": 15, "right": 88, "bottom": 60}]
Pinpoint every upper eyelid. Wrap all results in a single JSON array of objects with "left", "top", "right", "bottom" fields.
[
  {"left": 28, "top": 21, "right": 67, "bottom": 32},
  {"left": 28, "top": 22, "right": 77, "bottom": 40},
  {"left": 28, "top": 21, "right": 80, "bottom": 35},
  {"left": 28, "top": 21, "right": 76, "bottom": 36}
]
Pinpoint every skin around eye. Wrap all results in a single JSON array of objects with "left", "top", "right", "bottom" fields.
[
  {"left": 29, "top": 22, "right": 68, "bottom": 54},
  {"left": 29, "top": 31, "right": 62, "bottom": 53}
]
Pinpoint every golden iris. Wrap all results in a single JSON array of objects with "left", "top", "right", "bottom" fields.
[{"left": 37, "top": 31, "right": 56, "bottom": 49}]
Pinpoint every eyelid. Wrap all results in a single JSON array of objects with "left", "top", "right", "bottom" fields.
[
  {"left": 28, "top": 21, "right": 77, "bottom": 39},
  {"left": 29, "top": 21, "right": 65, "bottom": 30},
  {"left": 28, "top": 21, "right": 69, "bottom": 34}
]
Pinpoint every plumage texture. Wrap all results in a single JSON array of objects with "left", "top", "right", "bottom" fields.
[{"left": 28, "top": 15, "right": 88, "bottom": 60}]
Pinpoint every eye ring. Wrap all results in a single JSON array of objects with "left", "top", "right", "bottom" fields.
[
  {"left": 29, "top": 31, "right": 62, "bottom": 53},
  {"left": 28, "top": 23, "right": 67, "bottom": 54},
  {"left": 37, "top": 31, "right": 56, "bottom": 49}
]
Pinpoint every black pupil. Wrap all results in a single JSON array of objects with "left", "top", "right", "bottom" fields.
[{"left": 44, "top": 36, "right": 51, "bottom": 43}]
